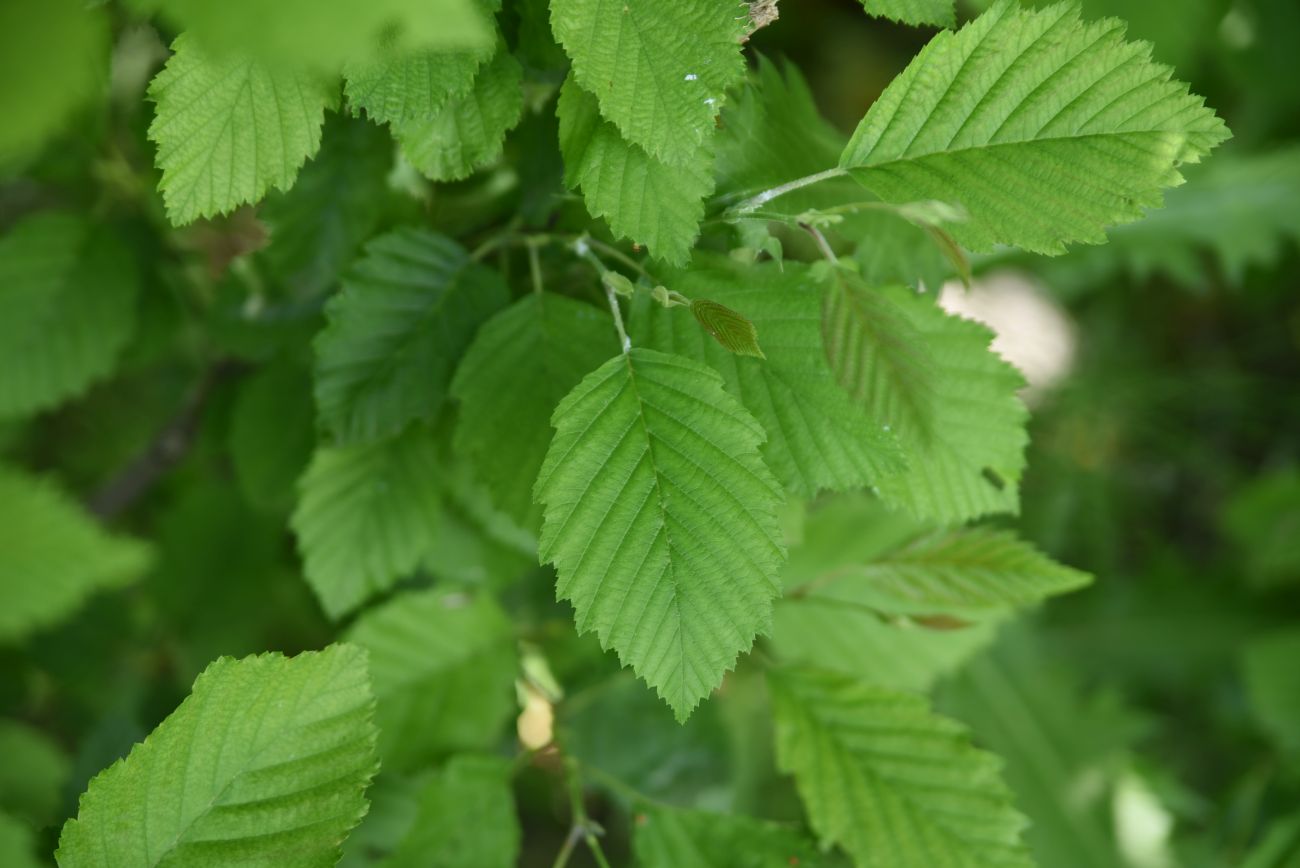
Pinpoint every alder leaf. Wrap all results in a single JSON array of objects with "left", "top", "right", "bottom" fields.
[
  {"left": 345, "top": 589, "right": 517, "bottom": 771},
  {"left": 549, "top": 0, "right": 746, "bottom": 165},
  {"left": 314, "top": 228, "right": 508, "bottom": 444},
  {"left": 690, "top": 299, "right": 765, "bottom": 359},
  {"left": 859, "top": 0, "right": 955, "bottom": 28},
  {"left": 630, "top": 257, "right": 904, "bottom": 498},
  {"left": 840, "top": 0, "right": 1230, "bottom": 253},
  {"left": 769, "top": 665, "right": 1033, "bottom": 868},
  {"left": 394, "top": 48, "right": 524, "bottom": 182},
  {"left": 822, "top": 271, "right": 1027, "bottom": 522},
  {"left": 147, "top": 35, "right": 336, "bottom": 225},
  {"left": 56, "top": 645, "right": 379, "bottom": 868},
  {"left": 0, "top": 466, "right": 152, "bottom": 644},
  {"left": 634, "top": 804, "right": 826, "bottom": 868},
  {"left": 535, "top": 348, "right": 787, "bottom": 720},
  {"left": 557, "top": 77, "right": 713, "bottom": 264},
  {"left": 345, "top": 49, "right": 489, "bottom": 126},
  {"left": 385, "top": 755, "right": 520, "bottom": 868},
  {"left": 0, "top": 213, "right": 139, "bottom": 419},
  {"left": 291, "top": 426, "right": 442, "bottom": 619},
  {"left": 451, "top": 293, "right": 613, "bottom": 526}
]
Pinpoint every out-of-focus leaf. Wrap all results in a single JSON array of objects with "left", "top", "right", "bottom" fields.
[
  {"left": 1242, "top": 630, "right": 1300, "bottom": 756},
  {"left": 386, "top": 755, "right": 519, "bottom": 868}
]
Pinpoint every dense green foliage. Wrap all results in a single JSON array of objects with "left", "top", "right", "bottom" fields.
[{"left": 2, "top": 0, "right": 1298, "bottom": 866}]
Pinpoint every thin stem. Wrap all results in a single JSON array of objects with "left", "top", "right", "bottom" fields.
[
  {"left": 584, "top": 237, "right": 654, "bottom": 282},
  {"left": 801, "top": 221, "right": 839, "bottom": 265},
  {"left": 550, "top": 827, "right": 581, "bottom": 868},
  {"left": 727, "top": 166, "right": 848, "bottom": 215},
  {"left": 527, "top": 239, "right": 545, "bottom": 295},
  {"left": 557, "top": 757, "right": 615, "bottom": 868},
  {"left": 574, "top": 237, "right": 632, "bottom": 353}
]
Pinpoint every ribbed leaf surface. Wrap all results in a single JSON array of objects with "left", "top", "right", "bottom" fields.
[
  {"left": 822, "top": 272, "right": 1027, "bottom": 522},
  {"left": 147, "top": 35, "right": 336, "bottom": 225},
  {"left": 345, "top": 49, "right": 488, "bottom": 125},
  {"left": 386, "top": 755, "right": 520, "bottom": 868},
  {"left": 0, "top": 213, "right": 138, "bottom": 419},
  {"left": 536, "top": 348, "right": 786, "bottom": 720},
  {"left": 345, "top": 589, "right": 517, "bottom": 771},
  {"left": 550, "top": 0, "right": 745, "bottom": 165},
  {"left": 452, "top": 293, "right": 613, "bottom": 525},
  {"left": 769, "top": 666, "right": 1032, "bottom": 868},
  {"left": 629, "top": 257, "right": 904, "bottom": 497},
  {"left": 860, "top": 0, "right": 954, "bottom": 27},
  {"left": 634, "top": 805, "right": 826, "bottom": 868},
  {"left": 394, "top": 48, "right": 524, "bottom": 181},
  {"left": 840, "top": 0, "right": 1230, "bottom": 253},
  {"left": 314, "top": 228, "right": 508, "bottom": 444},
  {"left": 557, "top": 78, "right": 713, "bottom": 264},
  {"left": 0, "top": 466, "right": 152, "bottom": 643},
  {"left": 291, "top": 426, "right": 442, "bottom": 619},
  {"left": 56, "top": 646, "right": 378, "bottom": 868}
]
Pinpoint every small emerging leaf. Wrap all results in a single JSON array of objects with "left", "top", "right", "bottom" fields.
[{"left": 690, "top": 298, "right": 765, "bottom": 359}]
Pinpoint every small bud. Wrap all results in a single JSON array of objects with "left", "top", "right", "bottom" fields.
[{"left": 602, "top": 271, "right": 636, "bottom": 298}]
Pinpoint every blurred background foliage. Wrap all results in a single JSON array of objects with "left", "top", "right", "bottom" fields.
[{"left": 1, "top": 0, "right": 1298, "bottom": 866}]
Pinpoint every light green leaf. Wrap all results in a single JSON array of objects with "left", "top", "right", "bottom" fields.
[
  {"left": 822, "top": 272, "right": 1027, "bottom": 521},
  {"left": 345, "top": 589, "right": 517, "bottom": 771},
  {"left": 0, "top": 812, "right": 41, "bottom": 868},
  {"left": 147, "top": 35, "right": 337, "bottom": 225},
  {"left": 386, "top": 755, "right": 519, "bottom": 868},
  {"left": 0, "top": 466, "right": 152, "bottom": 644},
  {"left": 451, "top": 293, "right": 613, "bottom": 526},
  {"left": 634, "top": 804, "right": 826, "bottom": 868},
  {"left": 128, "top": 0, "right": 492, "bottom": 72},
  {"left": 314, "top": 228, "right": 508, "bottom": 444},
  {"left": 557, "top": 78, "right": 713, "bottom": 265},
  {"left": 550, "top": 0, "right": 745, "bottom": 165},
  {"left": 0, "top": 213, "right": 139, "bottom": 419},
  {"left": 291, "top": 426, "right": 442, "bottom": 619},
  {"left": 345, "top": 49, "right": 489, "bottom": 126},
  {"left": 810, "top": 527, "right": 1092, "bottom": 614},
  {"left": 0, "top": 0, "right": 108, "bottom": 163},
  {"left": 840, "top": 0, "right": 1230, "bottom": 253},
  {"left": 0, "top": 720, "right": 72, "bottom": 826},
  {"left": 629, "top": 257, "right": 904, "bottom": 497},
  {"left": 536, "top": 348, "right": 787, "bottom": 720},
  {"left": 769, "top": 666, "right": 1033, "bottom": 868},
  {"left": 860, "top": 0, "right": 955, "bottom": 27},
  {"left": 56, "top": 645, "right": 379, "bottom": 868},
  {"left": 258, "top": 113, "right": 395, "bottom": 297},
  {"left": 394, "top": 48, "right": 524, "bottom": 181}
]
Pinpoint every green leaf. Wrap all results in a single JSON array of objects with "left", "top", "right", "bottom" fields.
[
  {"left": 689, "top": 299, "right": 765, "bottom": 359},
  {"left": 258, "top": 113, "right": 395, "bottom": 297},
  {"left": 1242, "top": 630, "right": 1300, "bottom": 756},
  {"left": 809, "top": 526, "right": 1092, "bottom": 614},
  {"left": 0, "top": 466, "right": 152, "bottom": 643},
  {"left": 839, "top": 0, "right": 1230, "bottom": 253},
  {"left": 634, "top": 804, "right": 826, "bottom": 868},
  {"left": 451, "top": 293, "right": 613, "bottom": 526},
  {"left": 385, "top": 755, "right": 520, "bottom": 868},
  {"left": 291, "top": 426, "right": 442, "bottom": 619},
  {"left": 314, "top": 228, "right": 508, "bottom": 444},
  {"left": 0, "top": 720, "right": 71, "bottom": 826},
  {"left": 536, "top": 348, "right": 787, "bottom": 720},
  {"left": 147, "top": 35, "right": 337, "bottom": 225},
  {"left": 549, "top": 0, "right": 745, "bottom": 165},
  {"left": 557, "top": 78, "right": 713, "bottom": 265},
  {"left": 769, "top": 665, "right": 1033, "bottom": 868},
  {"left": 0, "top": 213, "right": 139, "bottom": 419},
  {"left": 1222, "top": 467, "right": 1300, "bottom": 590},
  {"left": 0, "top": 0, "right": 109, "bottom": 163},
  {"left": 860, "top": 0, "right": 955, "bottom": 27},
  {"left": 0, "top": 812, "right": 41, "bottom": 868},
  {"left": 345, "top": 48, "right": 489, "bottom": 126},
  {"left": 394, "top": 47, "right": 524, "bottom": 181},
  {"left": 346, "top": 589, "right": 517, "bottom": 771},
  {"left": 56, "top": 645, "right": 379, "bottom": 868},
  {"left": 228, "top": 360, "right": 316, "bottom": 513},
  {"left": 128, "top": 0, "right": 493, "bottom": 72},
  {"left": 629, "top": 257, "right": 904, "bottom": 497},
  {"left": 822, "top": 272, "right": 1027, "bottom": 522}
]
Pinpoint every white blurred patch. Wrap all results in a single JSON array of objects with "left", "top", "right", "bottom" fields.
[
  {"left": 1113, "top": 772, "right": 1175, "bottom": 868},
  {"left": 939, "top": 270, "right": 1077, "bottom": 404}
]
